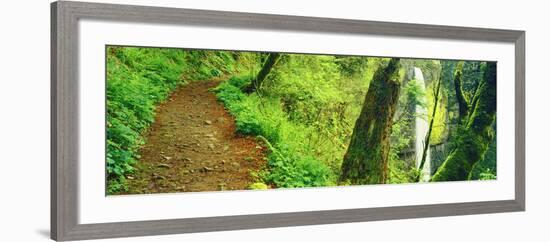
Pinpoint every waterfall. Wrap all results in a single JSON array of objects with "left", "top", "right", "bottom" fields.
[{"left": 413, "top": 67, "right": 431, "bottom": 182}]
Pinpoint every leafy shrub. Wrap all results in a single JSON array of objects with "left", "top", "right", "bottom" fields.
[
  {"left": 478, "top": 169, "right": 497, "bottom": 180},
  {"left": 214, "top": 75, "right": 335, "bottom": 188},
  {"left": 265, "top": 146, "right": 333, "bottom": 188}
]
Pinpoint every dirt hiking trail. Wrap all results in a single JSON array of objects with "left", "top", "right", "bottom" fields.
[{"left": 123, "top": 80, "right": 267, "bottom": 194}]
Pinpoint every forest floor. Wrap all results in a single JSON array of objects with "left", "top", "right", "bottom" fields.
[{"left": 121, "top": 80, "right": 268, "bottom": 194}]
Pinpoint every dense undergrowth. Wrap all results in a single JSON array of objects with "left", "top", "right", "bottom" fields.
[
  {"left": 214, "top": 75, "right": 336, "bottom": 187},
  {"left": 213, "top": 56, "right": 419, "bottom": 187}
]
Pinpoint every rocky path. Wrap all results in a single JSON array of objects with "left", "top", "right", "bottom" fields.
[{"left": 122, "top": 80, "right": 267, "bottom": 194}]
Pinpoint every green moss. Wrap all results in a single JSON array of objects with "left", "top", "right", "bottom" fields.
[
  {"left": 426, "top": 81, "right": 448, "bottom": 144},
  {"left": 340, "top": 58, "right": 401, "bottom": 184},
  {"left": 431, "top": 62, "right": 496, "bottom": 181}
]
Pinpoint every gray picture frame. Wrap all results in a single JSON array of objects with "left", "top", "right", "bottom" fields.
[{"left": 51, "top": 1, "right": 526, "bottom": 241}]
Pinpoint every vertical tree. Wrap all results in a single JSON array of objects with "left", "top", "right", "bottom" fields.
[
  {"left": 453, "top": 61, "right": 469, "bottom": 123},
  {"left": 417, "top": 74, "right": 442, "bottom": 181},
  {"left": 340, "top": 58, "right": 401, "bottom": 184},
  {"left": 431, "top": 62, "right": 497, "bottom": 181},
  {"left": 243, "top": 53, "right": 281, "bottom": 93}
]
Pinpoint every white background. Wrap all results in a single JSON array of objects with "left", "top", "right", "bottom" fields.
[
  {"left": 78, "top": 19, "right": 515, "bottom": 223},
  {"left": 0, "top": 0, "right": 547, "bottom": 241}
]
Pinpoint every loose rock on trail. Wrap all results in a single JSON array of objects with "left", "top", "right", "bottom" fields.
[{"left": 121, "top": 80, "right": 267, "bottom": 194}]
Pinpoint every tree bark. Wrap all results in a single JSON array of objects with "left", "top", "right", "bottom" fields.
[
  {"left": 417, "top": 74, "right": 442, "bottom": 181},
  {"left": 243, "top": 53, "right": 281, "bottom": 93},
  {"left": 340, "top": 58, "right": 401, "bottom": 184},
  {"left": 431, "top": 62, "right": 497, "bottom": 181},
  {"left": 453, "top": 62, "right": 469, "bottom": 123}
]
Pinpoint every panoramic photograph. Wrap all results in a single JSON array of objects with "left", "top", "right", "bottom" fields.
[{"left": 105, "top": 46, "right": 497, "bottom": 195}]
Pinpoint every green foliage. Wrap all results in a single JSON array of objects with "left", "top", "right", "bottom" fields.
[
  {"left": 106, "top": 46, "right": 240, "bottom": 193},
  {"left": 478, "top": 169, "right": 497, "bottom": 180},
  {"left": 248, "top": 182, "right": 269, "bottom": 190},
  {"left": 431, "top": 62, "right": 497, "bottom": 181},
  {"left": 469, "top": 131, "right": 497, "bottom": 180},
  {"left": 266, "top": 55, "right": 343, "bottom": 123},
  {"left": 388, "top": 119, "right": 419, "bottom": 184},
  {"left": 425, "top": 80, "right": 448, "bottom": 144},
  {"left": 404, "top": 80, "right": 427, "bottom": 108},
  {"left": 214, "top": 77, "right": 282, "bottom": 143},
  {"left": 335, "top": 56, "right": 370, "bottom": 78},
  {"left": 386, "top": 79, "right": 426, "bottom": 184},
  {"left": 214, "top": 72, "right": 336, "bottom": 188},
  {"left": 266, "top": 149, "right": 333, "bottom": 188},
  {"left": 388, "top": 156, "right": 420, "bottom": 184},
  {"left": 106, "top": 47, "right": 185, "bottom": 191},
  {"left": 268, "top": 55, "right": 358, "bottom": 173},
  {"left": 402, "top": 59, "right": 442, "bottom": 85}
]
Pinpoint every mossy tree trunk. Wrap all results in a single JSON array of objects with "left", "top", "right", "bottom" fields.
[
  {"left": 244, "top": 53, "right": 281, "bottom": 93},
  {"left": 340, "top": 58, "right": 401, "bottom": 184},
  {"left": 453, "top": 61, "right": 469, "bottom": 123},
  {"left": 431, "top": 62, "right": 497, "bottom": 181}
]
